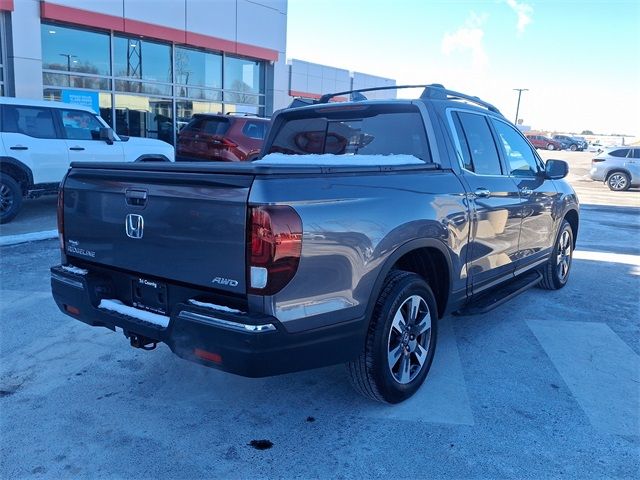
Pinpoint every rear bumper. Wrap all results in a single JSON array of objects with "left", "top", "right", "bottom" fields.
[{"left": 50, "top": 266, "right": 365, "bottom": 377}]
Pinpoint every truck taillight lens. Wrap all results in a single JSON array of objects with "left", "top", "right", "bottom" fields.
[
  {"left": 248, "top": 205, "right": 302, "bottom": 295},
  {"left": 57, "top": 187, "right": 64, "bottom": 250}
]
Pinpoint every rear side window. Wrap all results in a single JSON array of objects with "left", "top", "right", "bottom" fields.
[
  {"left": 268, "top": 107, "right": 432, "bottom": 163},
  {"left": 453, "top": 111, "right": 502, "bottom": 175},
  {"left": 1, "top": 105, "right": 57, "bottom": 139},
  {"left": 186, "top": 117, "right": 230, "bottom": 135},
  {"left": 609, "top": 149, "right": 630, "bottom": 158},
  {"left": 633, "top": 148, "right": 640, "bottom": 159},
  {"left": 242, "top": 121, "right": 267, "bottom": 140}
]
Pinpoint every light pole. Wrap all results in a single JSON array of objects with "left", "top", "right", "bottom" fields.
[{"left": 513, "top": 88, "right": 529, "bottom": 124}]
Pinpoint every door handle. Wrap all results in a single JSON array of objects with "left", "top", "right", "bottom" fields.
[
  {"left": 69, "top": 147, "right": 85, "bottom": 151},
  {"left": 520, "top": 187, "right": 533, "bottom": 196},
  {"left": 9, "top": 145, "right": 28, "bottom": 150},
  {"left": 474, "top": 188, "right": 491, "bottom": 198}
]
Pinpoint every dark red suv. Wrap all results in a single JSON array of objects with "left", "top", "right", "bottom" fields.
[{"left": 176, "top": 114, "right": 269, "bottom": 162}]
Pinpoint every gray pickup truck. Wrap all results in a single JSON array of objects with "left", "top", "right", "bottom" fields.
[{"left": 51, "top": 85, "right": 579, "bottom": 403}]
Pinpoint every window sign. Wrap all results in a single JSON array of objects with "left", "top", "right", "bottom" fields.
[{"left": 61, "top": 89, "right": 100, "bottom": 113}]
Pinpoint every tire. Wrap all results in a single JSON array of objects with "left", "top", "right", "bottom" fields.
[
  {"left": 539, "top": 220, "right": 574, "bottom": 290},
  {"left": 606, "top": 171, "right": 631, "bottom": 191},
  {"left": 0, "top": 173, "right": 23, "bottom": 224},
  {"left": 347, "top": 271, "right": 438, "bottom": 404},
  {"left": 547, "top": 143, "right": 555, "bottom": 150},
  {"left": 570, "top": 144, "right": 577, "bottom": 151}
]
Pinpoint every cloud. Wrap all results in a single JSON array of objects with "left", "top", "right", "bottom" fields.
[
  {"left": 506, "top": 0, "right": 533, "bottom": 35},
  {"left": 441, "top": 13, "right": 489, "bottom": 69}
]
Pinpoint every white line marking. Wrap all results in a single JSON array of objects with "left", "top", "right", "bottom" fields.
[
  {"left": 574, "top": 250, "right": 640, "bottom": 266},
  {"left": 528, "top": 320, "right": 640, "bottom": 436}
]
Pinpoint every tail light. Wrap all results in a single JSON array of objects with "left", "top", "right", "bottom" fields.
[
  {"left": 248, "top": 205, "right": 302, "bottom": 295},
  {"left": 57, "top": 186, "right": 64, "bottom": 250},
  {"left": 210, "top": 135, "right": 238, "bottom": 149}
]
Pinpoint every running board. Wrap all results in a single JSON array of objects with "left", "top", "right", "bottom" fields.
[{"left": 456, "top": 270, "right": 542, "bottom": 316}]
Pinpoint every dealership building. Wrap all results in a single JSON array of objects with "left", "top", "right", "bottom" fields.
[{"left": 0, "top": 0, "right": 395, "bottom": 145}]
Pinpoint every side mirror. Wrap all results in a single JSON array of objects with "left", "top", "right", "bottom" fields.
[
  {"left": 545, "top": 159, "right": 569, "bottom": 179},
  {"left": 99, "top": 127, "right": 115, "bottom": 145}
]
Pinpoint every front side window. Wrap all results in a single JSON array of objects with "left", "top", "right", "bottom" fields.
[
  {"left": 60, "top": 109, "right": 103, "bottom": 140},
  {"left": 268, "top": 107, "right": 432, "bottom": 162},
  {"left": 1, "top": 105, "right": 57, "bottom": 139},
  {"left": 492, "top": 119, "right": 540, "bottom": 177},
  {"left": 454, "top": 111, "right": 502, "bottom": 175},
  {"left": 41, "top": 24, "right": 110, "bottom": 76}
]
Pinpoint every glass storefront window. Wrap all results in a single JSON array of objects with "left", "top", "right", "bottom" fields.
[
  {"left": 43, "top": 72, "right": 111, "bottom": 90},
  {"left": 175, "top": 46, "right": 222, "bottom": 89},
  {"left": 224, "top": 104, "right": 260, "bottom": 115},
  {"left": 115, "top": 80, "right": 172, "bottom": 96},
  {"left": 114, "top": 37, "right": 172, "bottom": 83},
  {"left": 115, "top": 94, "right": 173, "bottom": 145},
  {"left": 176, "top": 100, "right": 223, "bottom": 130},
  {"left": 224, "top": 56, "right": 263, "bottom": 95},
  {"left": 41, "top": 24, "right": 110, "bottom": 75}
]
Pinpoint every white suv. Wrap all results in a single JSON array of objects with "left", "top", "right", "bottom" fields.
[{"left": 0, "top": 97, "right": 174, "bottom": 223}]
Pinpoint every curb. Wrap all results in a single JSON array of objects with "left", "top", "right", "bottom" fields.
[{"left": 0, "top": 230, "right": 59, "bottom": 247}]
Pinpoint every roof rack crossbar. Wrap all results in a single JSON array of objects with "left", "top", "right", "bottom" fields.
[
  {"left": 317, "top": 84, "right": 434, "bottom": 104},
  {"left": 420, "top": 86, "right": 501, "bottom": 114},
  {"left": 315, "top": 84, "right": 501, "bottom": 115}
]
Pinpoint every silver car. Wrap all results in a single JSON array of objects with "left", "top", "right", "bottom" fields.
[{"left": 590, "top": 146, "right": 640, "bottom": 191}]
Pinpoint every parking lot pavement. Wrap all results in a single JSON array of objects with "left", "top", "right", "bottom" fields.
[
  {"left": 1, "top": 156, "right": 639, "bottom": 479},
  {"left": 0, "top": 196, "right": 57, "bottom": 241}
]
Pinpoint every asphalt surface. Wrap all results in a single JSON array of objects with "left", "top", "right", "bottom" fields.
[{"left": 1, "top": 152, "right": 639, "bottom": 479}]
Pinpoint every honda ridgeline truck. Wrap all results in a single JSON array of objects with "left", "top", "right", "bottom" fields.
[{"left": 51, "top": 85, "right": 579, "bottom": 403}]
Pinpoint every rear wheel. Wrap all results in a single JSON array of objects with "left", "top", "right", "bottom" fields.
[
  {"left": 547, "top": 143, "right": 555, "bottom": 150},
  {"left": 607, "top": 172, "right": 630, "bottom": 191},
  {"left": 539, "top": 220, "right": 574, "bottom": 290},
  {"left": 0, "top": 173, "right": 23, "bottom": 224},
  {"left": 347, "top": 271, "right": 438, "bottom": 403}
]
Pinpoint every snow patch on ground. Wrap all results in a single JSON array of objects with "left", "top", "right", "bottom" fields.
[
  {"left": 188, "top": 299, "right": 243, "bottom": 314},
  {"left": 0, "top": 229, "right": 58, "bottom": 247},
  {"left": 256, "top": 153, "right": 424, "bottom": 166},
  {"left": 98, "top": 299, "right": 170, "bottom": 328},
  {"left": 61, "top": 265, "right": 89, "bottom": 275}
]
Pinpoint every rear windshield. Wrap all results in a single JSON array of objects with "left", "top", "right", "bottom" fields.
[
  {"left": 185, "top": 117, "right": 230, "bottom": 135},
  {"left": 267, "top": 105, "right": 432, "bottom": 163}
]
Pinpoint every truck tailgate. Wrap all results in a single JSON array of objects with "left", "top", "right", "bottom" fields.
[{"left": 62, "top": 167, "right": 253, "bottom": 294}]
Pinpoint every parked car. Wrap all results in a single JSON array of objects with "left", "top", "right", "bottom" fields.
[
  {"left": 590, "top": 146, "right": 640, "bottom": 191},
  {"left": 571, "top": 136, "right": 589, "bottom": 150},
  {"left": 588, "top": 141, "right": 609, "bottom": 153},
  {"left": 552, "top": 135, "right": 584, "bottom": 151},
  {"left": 525, "top": 134, "right": 563, "bottom": 150},
  {"left": 176, "top": 113, "right": 269, "bottom": 162},
  {"left": 51, "top": 84, "right": 578, "bottom": 404},
  {"left": 0, "top": 97, "right": 174, "bottom": 224}
]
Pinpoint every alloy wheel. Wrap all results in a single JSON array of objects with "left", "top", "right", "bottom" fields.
[
  {"left": 556, "top": 229, "right": 572, "bottom": 281},
  {"left": 608, "top": 173, "right": 628, "bottom": 191},
  {"left": 0, "top": 183, "right": 14, "bottom": 215},
  {"left": 387, "top": 295, "right": 432, "bottom": 384}
]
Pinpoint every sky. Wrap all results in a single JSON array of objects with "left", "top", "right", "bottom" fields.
[{"left": 287, "top": 0, "right": 640, "bottom": 136}]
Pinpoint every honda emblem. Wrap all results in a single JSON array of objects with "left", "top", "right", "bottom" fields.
[{"left": 125, "top": 214, "right": 144, "bottom": 239}]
